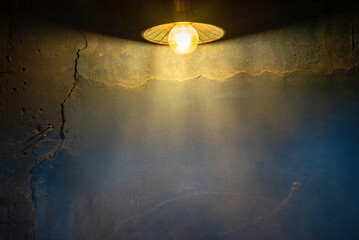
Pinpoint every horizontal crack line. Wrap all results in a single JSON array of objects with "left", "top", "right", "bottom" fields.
[{"left": 85, "top": 65, "right": 359, "bottom": 89}]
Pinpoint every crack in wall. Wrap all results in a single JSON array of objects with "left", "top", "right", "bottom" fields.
[
  {"left": 86, "top": 65, "right": 359, "bottom": 89},
  {"left": 352, "top": 20, "right": 355, "bottom": 50},
  {"left": 29, "top": 34, "right": 88, "bottom": 231},
  {"left": 0, "top": 21, "right": 10, "bottom": 101},
  {"left": 114, "top": 181, "right": 301, "bottom": 233},
  {"left": 52, "top": 33, "right": 88, "bottom": 159},
  {"left": 21, "top": 124, "right": 54, "bottom": 154},
  {"left": 218, "top": 181, "right": 301, "bottom": 236}
]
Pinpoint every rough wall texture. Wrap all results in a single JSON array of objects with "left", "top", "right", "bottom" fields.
[{"left": 1, "top": 0, "right": 359, "bottom": 239}]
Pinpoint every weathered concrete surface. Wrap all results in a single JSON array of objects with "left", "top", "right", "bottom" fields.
[
  {"left": 0, "top": 7, "right": 86, "bottom": 238},
  {"left": 1, "top": 0, "right": 359, "bottom": 239},
  {"left": 32, "top": 71, "right": 359, "bottom": 240},
  {"left": 79, "top": 20, "right": 359, "bottom": 85}
]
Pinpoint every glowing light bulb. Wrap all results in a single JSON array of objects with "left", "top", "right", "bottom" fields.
[{"left": 168, "top": 23, "right": 199, "bottom": 54}]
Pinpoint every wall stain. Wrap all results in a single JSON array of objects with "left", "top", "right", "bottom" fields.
[{"left": 218, "top": 181, "right": 301, "bottom": 236}]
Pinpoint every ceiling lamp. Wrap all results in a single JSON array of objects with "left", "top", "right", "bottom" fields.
[{"left": 141, "top": 0, "right": 225, "bottom": 54}]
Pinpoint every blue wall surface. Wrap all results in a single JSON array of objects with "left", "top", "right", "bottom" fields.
[{"left": 31, "top": 70, "right": 359, "bottom": 239}]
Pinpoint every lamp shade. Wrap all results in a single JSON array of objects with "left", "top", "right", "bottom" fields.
[
  {"left": 142, "top": 22, "right": 225, "bottom": 45},
  {"left": 140, "top": 0, "right": 226, "bottom": 52}
]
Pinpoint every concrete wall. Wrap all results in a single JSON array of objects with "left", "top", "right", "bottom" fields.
[{"left": 1, "top": 0, "right": 359, "bottom": 239}]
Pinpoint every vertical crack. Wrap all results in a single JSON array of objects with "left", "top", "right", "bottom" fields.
[
  {"left": 29, "top": 32, "right": 88, "bottom": 217},
  {"left": 53, "top": 33, "right": 88, "bottom": 159},
  {"left": 29, "top": 34, "right": 88, "bottom": 226},
  {"left": 1, "top": 21, "right": 9, "bottom": 99},
  {"left": 352, "top": 20, "right": 355, "bottom": 50}
]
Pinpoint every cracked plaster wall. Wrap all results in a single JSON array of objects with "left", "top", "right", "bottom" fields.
[{"left": 1, "top": 1, "right": 359, "bottom": 239}]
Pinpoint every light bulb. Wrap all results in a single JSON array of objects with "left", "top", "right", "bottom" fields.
[{"left": 168, "top": 23, "right": 199, "bottom": 54}]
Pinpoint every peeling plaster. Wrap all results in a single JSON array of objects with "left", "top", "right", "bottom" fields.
[
  {"left": 86, "top": 67, "right": 359, "bottom": 89},
  {"left": 73, "top": 20, "right": 359, "bottom": 88}
]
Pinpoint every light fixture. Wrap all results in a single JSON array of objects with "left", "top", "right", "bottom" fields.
[{"left": 141, "top": 0, "right": 225, "bottom": 54}]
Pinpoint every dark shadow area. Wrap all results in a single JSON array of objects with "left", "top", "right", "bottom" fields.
[{"left": 3, "top": 0, "right": 359, "bottom": 42}]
